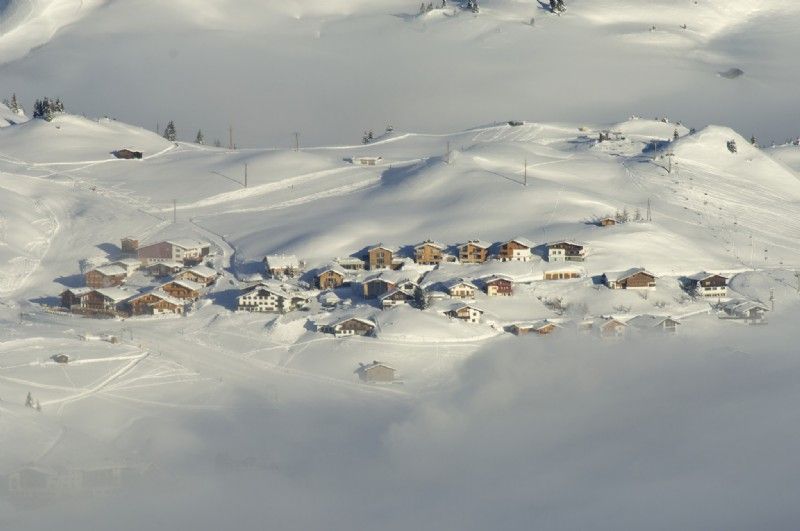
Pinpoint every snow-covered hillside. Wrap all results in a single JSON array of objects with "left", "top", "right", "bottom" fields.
[{"left": 1, "top": 0, "right": 799, "bottom": 146}]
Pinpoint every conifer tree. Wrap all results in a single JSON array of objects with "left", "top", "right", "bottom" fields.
[
  {"left": 195, "top": 129, "right": 205, "bottom": 144},
  {"left": 163, "top": 121, "right": 177, "bottom": 141}
]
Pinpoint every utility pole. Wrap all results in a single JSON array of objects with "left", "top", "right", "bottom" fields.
[
  {"left": 244, "top": 164, "right": 248, "bottom": 188},
  {"left": 524, "top": 158, "right": 527, "bottom": 186},
  {"left": 229, "top": 125, "right": 234, "bottom": 150},
  {"left": 156, "top": 122, "right": 160, "bottom": 136},
  {"left": 794, "top": 271, "right": 800, "bottom": 294},
  {"left": 446, "top": 141, "right": 451, "bottom": 164},
  {"left": 666, "top": 152, "right": 675, "bottom": 173},
  {"left": 646, "top": 198, "right": 652, "bottom": 222},
  {"left": 173, "top": 199, "right": 177, "bottom": 224},
  {"left": 294, "top": 132, "right": 300, "bottom": 152},
  {"left": 769, "top": 288, "right": 775, "bottom": 311}
]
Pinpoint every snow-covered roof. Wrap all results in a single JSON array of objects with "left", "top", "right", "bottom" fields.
[
  {"left": 606, "top": 267, "right": 655, "bottom": 282},
  {"left": 541, "top": 262, "right": 585, "bottom": 273},
  {"left": 130, "top": 289, "right": 185, "bottom": 307},
  {"left": 91, "top": 264, "right": 127, "bottom": 277},
  {"left": 162, "top": 278, "right": 203, "bottom": 291},
  {"left": 354, "top": 361, "right": 395, "bottom": 374},
  {"left": 146, "top": 260, "right": 183, "bottom": 269},
  {"left": 505, "top": 237, "right": 535, "bottom": 248},
  {"left": 166, "top": 239, "right": 210, "bottom": 250},
  {"left": 445, "top": 302, "right": 484, "bottom": 314},
  {"left": 61, "top": 287, "right": 92, "bottom": 297},
  {"left": 547, "top": 239, "right": 584, "bottom": 248},
  {"left": 379, "top": 288, "right": 415, "bottom": 301},
  {"left": 93, "top": 288, "right": 133, "bottom": 303},
  {"left": 482, "top": 274, "right": 513, "bottom": 284},
  {"left": 332, "top": 316, "right": 376, "bottom": 328},
  {"left": 415, "top": 240, "right": 446, "bottom": 250},
  {"left": 336, "top": 257, "right": 365, "bottom": 265},
  {"left": 184, "top": 265, "right": 218, "bottom": 278},
  {"left": 444, "top": 278, "right": 478, "bottom": 290},
  {"left": 460, "top": 240, "right": 491, "bottom": 250},
  {"left": 721, "top": 299, "right": 769, "bottom": 313},
  {"left": 367, "top": 244, "right": 398, "bottom": 253},
  {"left": 265, "top": 254, "right": 300, "bottom": 269},
  {"left": 687, "top": 271, "right": 727, "bottom": 281},
  {"left": 626, "top": 314, "right": 679, "bottom": 329},
  {"left": 110, "top": 258, "right": 141, "bottom": 267},
  {"left": 317, "top": 264, "right": 347, "bottom": 276},
  {"left": 514, "top": 319, "right": 560, "bottom": 330},
  {"left": 240, "top": 282, "right": 309, "bottom": 301}
]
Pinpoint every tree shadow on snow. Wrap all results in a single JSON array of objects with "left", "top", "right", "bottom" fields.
[{"left": 96, "top": 242, "right": 120, "bottom": 257}]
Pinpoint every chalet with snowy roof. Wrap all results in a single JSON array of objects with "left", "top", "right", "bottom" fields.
[
  {"left": 129, "top": 291, "right": 185, "bottom": 316},
  {"left": 350, "top": 156, "right": 383, "bottom": 166},
  {"left": 719, "top": 299, "right": 769, "bottom": 323},
  {"left": 510, "top": 320, "right": 560, "bottom": 336},
  {"left": 175, "top": 265, "right": 219, "bottom": 287},
  {"left": 458, "top": 240, "right": 491, "bottom": 264},
  {"left": 321, "top": 317, "right": 376, "bottom": 337},
  {"left": 445, "top": 279, "right": 478, "bottom": 299},
  {"left": 414, "top": 240, "right": 446, "bottom": 265},
  {"left": 686, "top": 272, "right": 728, "bottom": 298},
  {"left": 85, "top": 264, "right": 127, "bottom": 289},
  {"left": 362, "top": 277, "right": 396, "bottom": 299},
  {"left": 483, "top": 275, "right": 513, "bottom": 297},
  {"left": 236, "top": 284, "right": 309, "bottom": 313},
  {"left": 264, "top": 254, "right": 302, "bottom": 279},
  {"left": 336, "top": 257, "right": 365, "bottom": 271},
  {"left": 445, "top": 303, "right": 483, "bottom": 324},
  {"left": 159, "top": 279, "right": 203, "bottom": 300},
  {"left": 593, "top": 317, "right": 628, "bottom": 339},
  {"left": 542, "top": 264, "right": 583, "bottom": 281},
  {"left": 366, "top": 244, "right": 400, "bottom": 270},
  {"left": 137, "top": 239, "right": 211, "bottom": 265},
  {"left": 73, "top": 288, "right": 132, "bottom": 315},
  {"left": 379, "top": 288, "right": 415, "bottom": 309},
  {"left": 547, "top": 241, "right": 585, "bottom": 262},
  {"left": 109, "top": 258, "right": 141, "bottom": 275},
  {"left": 627, "top": 315, "right": 680, "bottom": 334},
  {"left": 603, "top": 268, "right": 656, "bottom": 290},
  {"left": 499, "top": 238, "right": 535, "bottom": 262},
  {"left": 60, "top": 287, "right": 92, "bottom": 309},
  {"left": 598, "top": 217, "right": 617, "bottom": 227},
  {"left": 316, "top": 266, "right": 347, "bottom": 289},
  {"left": 355, "top": 361, "right": 396, "bottom": 383},
  {"left": 144, "top": 261, "right": 184, "bottom": 278}
]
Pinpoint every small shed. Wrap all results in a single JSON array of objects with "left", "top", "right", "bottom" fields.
[
  {"left": 113, "top": 149, "right": 143, "bottom": 160},
  {"left": 355, "top": 361, "right": 396, "bottom": 383}
]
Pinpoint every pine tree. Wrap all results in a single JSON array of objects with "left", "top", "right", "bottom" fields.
[
  {"left": 362, "top": 131, "right": 369, "bottom": 144},
  {"left": 420, "top": 2, "right": 425, "bottom": 14},
  {"left": 163, "top": 120, "right": 177, "bottom": 141},
  {"left": 556, "top": 0, "right": 565, "bottom": 12},
  {"left": 727, "top": 139, "right": 737, "bottom": 153},
  {"left": 10, "top": 93, "right": 18, "bottom": 113},
  {"left": 213, "top": 138, "right": 222, "bottom": 148},
  {"left": 195, "top": 129, "right": 205, "bottom": 144},
  {"left": 634, "top": 208, "right": 642, "bottom": 221},
  {"left": 549, "top": 0, "right": 556, "bottom": 12},
  {"left": 750, "top": 135, "right": 757, "bottom": 146},
  {"left": 622, "top": 206, "right": 630, "bottom": 222},
  {"left": 32, "top": 97, "right": 64, "bottom": 121},
  {"left": 368, "top": 130, "right": 374, "bottom": 142},
  {"left": 673, "top": 129, "right": 679, "bottom": 141}
]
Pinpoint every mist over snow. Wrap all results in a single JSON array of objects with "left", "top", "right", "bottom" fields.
[{"left": 0, "top": 0, "right": 799, "bottom": 146}]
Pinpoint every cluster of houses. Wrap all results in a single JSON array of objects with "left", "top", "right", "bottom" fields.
[
  {"left": 58, "top": 238, "right": 219, "bottom": 317},
  {"left": 229, "top": 238, "right": 767, "bottom": 342}
]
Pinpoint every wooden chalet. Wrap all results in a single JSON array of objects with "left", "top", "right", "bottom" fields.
[
  {"left": 362, "top": 276, "right": 396, "bottom": 299},
  {"left": 458, "top": 240, "right": 490, "bottom": 264},
  {"left": 175, "top": 265, "right": 219, "bottom": 287},
  {"left": 129, "top": 291, "right": 185, "bottom": 316},
  {"left": 598, "top": 217, "right": 616, "bottom": 227},
  {"left": 236, "top": 284, "right": 309, "bottom": 313},
  {"left": 445, "top": 279, "right": 477, "bottom": 299},
  {"left": 264, "top": 254, "right": 301, "bottom": 279},
  {"left": 719, "top": 299, "right": 769, "bottom": 323},
  {"left": 626, "top": 315, "right": 680, "bottom": 334},
  {"left": 72, "top": 288, "right": 132, "bottom": 315},
  {"left": 109, "top": 258, "right": 141, "bottom": 275},
  {"left": 316, "top": 266, "right": 347, "bottom": 289},
  {"left": 355, "top": 361, "right": 396, "bottom": 383},
  {"left": 603, "top": 268, "right": 657, "bottom": 290},
  {"left": 445, "top": 304, "right": 483, "bottom": 324},
  {"left": 414, "top": 240, "right": 445, "bottom": 265},
  {"left": 120, "top": 237, "right": 139, "bottom": 255},
  {"left": 366, "top": 245, "right": 399, "bottom": 270},
  {"left": 160, "top": 279, "right": 203, "bottom": 300},
  {"left": 686, "top": 272, "right": 728, "bottom": 298},
  {"left": 85, "top": 265, "right": 127, "bottom": 289},
  {"left": 542, "top": 265, "right": 583, "bottom": 281},
  {"left": 499, "top": 237, "right": 535, "bottom": 262},
  {"left": 145, "top": 261, "right": 183, "bottom": 278},
  {"left": 379, "top": 289, "right": 414, "bottom": 309},
  {"left": 509, "top": 320, "right": 560, "bottom": 336},
  {"left": 336, "top": 257, "right": 365, "bottom": 271},
  {"left": 547, "top": 241, "right": 585, "bottom": 262},
  {"left": 483, "top": 275, "right": 513, "bottom": 297},
  {"left": 137, "top": 239, "right": 210, "bottom": 266},
  {"left": 60, "top": 287, "right": 92, "bottom": 309},
  {"left": 323, "top": 317, "right": 376, "bottom": 337},
  {"left": 593, "top": 317, "right": 627, "bottom": 339}
]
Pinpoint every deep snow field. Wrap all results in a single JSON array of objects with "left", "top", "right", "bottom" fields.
[
  {"left": 1, "top": 1, "right": 800, "bottom": 530},
  {"left": 0, "top": 106, "right": 798, "bottom": 530}
]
